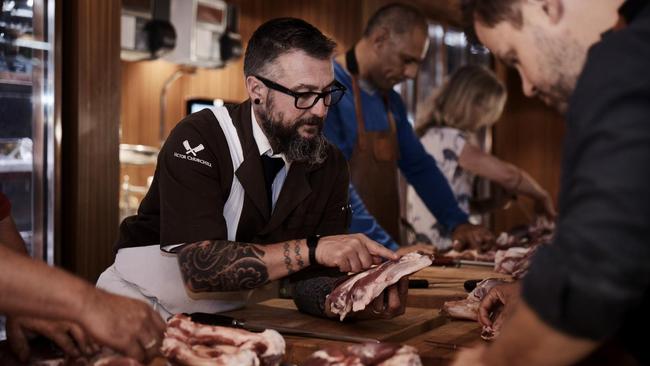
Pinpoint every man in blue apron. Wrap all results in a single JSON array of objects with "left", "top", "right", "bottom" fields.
[{"left": 324, "top": 3, "right": 495, "bottom": 252}]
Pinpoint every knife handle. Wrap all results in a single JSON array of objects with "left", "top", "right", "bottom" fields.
[
  {"left": 463, "top": 279, "right": 483, "bottom": 292},
  {"left": 408, "top": 279, "right": 429, "bottom": 288},
  {"left": 186, "top": 312, "right": 239, "bottom": 327},
  {"left": 431, "top": 257, "right": 458, "bottom": 266}
]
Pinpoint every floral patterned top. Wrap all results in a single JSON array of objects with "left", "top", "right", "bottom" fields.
[{"left": 406, "top": 127, "right": 475, "bottom": 250}]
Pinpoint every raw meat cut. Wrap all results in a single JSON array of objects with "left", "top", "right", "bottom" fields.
[
  {"left": 327, "top": 252, "right": 433, "bottom": 320},
  {"left": 302, "top": 342, "right": 421, "bottom": 366},
  {"left": 161, "top": 314, "right": 285, "bottom": 366}
]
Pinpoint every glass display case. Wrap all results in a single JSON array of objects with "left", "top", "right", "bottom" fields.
[{"left": 0, "top": 0, "right": 57, "bottom": 339}]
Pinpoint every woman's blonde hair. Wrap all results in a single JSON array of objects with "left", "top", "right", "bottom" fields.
[{"left": 416, "top": 65, "right": 506, "bottom": 136}]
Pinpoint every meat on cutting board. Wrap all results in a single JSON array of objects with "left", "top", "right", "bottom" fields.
[
  {"left": 302, "top": 342, "right": 422, "bottom": 366},
  {"left": 442, "top": 278, "right": 510, "bottom": 340},
  {"left": 441, "top": 249, "right": 496, "bottom": 262},
  {"left": 161, "top": 314, "right": 285, "bottom": 366},
  {"left": 327, "top": 252, "right": 433, "bottom": 321},
  {"left": 441, "top": 279, "right": 506, "bottom": 321}
]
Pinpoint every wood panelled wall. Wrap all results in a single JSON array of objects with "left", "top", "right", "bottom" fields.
[
  {"left": 121, "top": 0, "right": 363, "bottom": 150},
  {"left": 61, "top": 0, "right": 121, "bottom": 281},
  {"left": 491, "top": 66, "right": 565, "bottom": 233}
]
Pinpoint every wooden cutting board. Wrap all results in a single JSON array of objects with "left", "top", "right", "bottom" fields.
[
  {"left": 222, "top": 298, "right": 448, "bottom": 365},
  {"left": 407, "top": 265, "right": 511, "bottom": 308},
  {"left": 405, "top": 319, "right": 484, "bottom": 366},
  {"left": 223, "top": 298, "right": 444, "bottom": 343}
]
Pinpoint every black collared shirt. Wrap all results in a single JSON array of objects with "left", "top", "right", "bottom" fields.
[{"left": 522, "top": 0, "right": 650, "bottom": 362}]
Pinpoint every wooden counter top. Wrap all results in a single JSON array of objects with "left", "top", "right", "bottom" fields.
[{"left": 0, "top": 265, "right": 513, "bottom": 365}]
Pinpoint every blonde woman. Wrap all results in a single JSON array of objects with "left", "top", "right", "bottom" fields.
[{"left": 407, "top": 65, "right": 555, "bottom": 250}]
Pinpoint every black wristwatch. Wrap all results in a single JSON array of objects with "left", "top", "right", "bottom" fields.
[{"left": 306, "top": 234, "right": 321, "bottom": 266}]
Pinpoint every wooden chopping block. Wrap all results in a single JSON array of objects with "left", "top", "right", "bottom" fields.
[
  {"left": 407, "top": 266, "right": 511, "bottom": 308},
  {"left": 222, "top": 298, "right": 448, "bottom": 365},
  {"left": 405, "top": 319, "right": 483, "bottom": 366}
]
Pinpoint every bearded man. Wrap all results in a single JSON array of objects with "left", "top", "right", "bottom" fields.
[{"left": 97, "top": 18, "right": 408, "bottom": 321}]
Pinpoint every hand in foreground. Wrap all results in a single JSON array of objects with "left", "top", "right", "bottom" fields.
[
  {"left": 478, "top": 282, "right": 521, "bottom": 327},
  {"left": 326, "top": 277, "right": 409, "bottom": 320},
  {"left": 451, "top": 344, "right": 488, "bottom": 366},
  {"left": 6, "top": 317, "right": 97, "bottom": 362},
  {"left": 78, "top": 288, "right": 167, "bottom": 362},
  {"left": 451, "top": 224, "right": 494, "bottom": 252},
  {"left": 315, "top": 233, "right": 399, "bottom": 273}
]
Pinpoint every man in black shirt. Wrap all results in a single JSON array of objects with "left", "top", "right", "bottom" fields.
[{"left": 453, "top": 0, "right": 650, "bottom": 364}]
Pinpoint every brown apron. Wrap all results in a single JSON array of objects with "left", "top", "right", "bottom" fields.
[{"left": 347, "top": 73, "right": 402, "bottom": 243}]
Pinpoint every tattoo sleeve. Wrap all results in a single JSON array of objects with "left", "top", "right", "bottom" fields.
[{"left": 177, "top": 240, "right": 269, "bottom": 292}]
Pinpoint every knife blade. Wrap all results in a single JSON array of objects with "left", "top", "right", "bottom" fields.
[
  {"left": 457, "top": 259, "right": 495, "bottom": 267},
  {"left": 187, "top": 313, "right": 380, "bottom": 344},
  {"left": 431, "top": 257, "right": 494, "bottom": 267}
]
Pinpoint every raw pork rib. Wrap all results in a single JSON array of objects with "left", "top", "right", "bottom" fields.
[
  {"left": 442, "top": 279, "right": 510, "bottom": 340},
  {"left": 494, "top": 242, "right": 544, "bottom": 279},
  {"left": 92, "top": 356, "right": 143, "bottom": 366},
  {"left": 327, "top": 252, "right": 433, "bottom": 320},
  {"left": 161, "top": 314, "right": 285, "bottom": 366},
  {"left": 441, "top": 249, "right": 496, "bottom": 262},
  {"left": 302, "top": 342, "right": 422, "bottom": 366},
  {"left": 494, "top": 247, "right": 531, "bottom": 274},
  {"left": 441, "top": 279, "right": 506, "bottom": 321}
]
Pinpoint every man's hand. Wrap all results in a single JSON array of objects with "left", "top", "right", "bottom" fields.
[
  {"left": 79, "top": 288, "right": 166, "bottom": 363},
  {"left": 459, "top": 302, "right": 598, "bottom": 366},
  {"left": 6, "top": 317, "right": 95, "bottom": 362},
  {"left": 325, "top": 277, "right": 409, "bottom": 320},
  {"left": 396, "top": 243, "right": 435, "bottom": 256},
  {"left": 451, "top": 223, "right": 494, "bottom": 252},
  {"left": 315, "top": 234, "right": 399, "bottom": 273},
  {"left": 535, "top": 193, "right": 557, "bottom": 219},
  {"left": 478, "top": 282, "right": 521, "bottom": 327}
]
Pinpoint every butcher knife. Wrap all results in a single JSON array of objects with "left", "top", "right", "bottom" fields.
[
  {"left": 187, "top": 312, "right": 380, "bottom": 344},
  {"left": 431, "top": 257, "right": 494, "bottom": 267}
]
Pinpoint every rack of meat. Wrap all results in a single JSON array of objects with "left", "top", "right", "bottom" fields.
[
  {"left": 302, "top": 342, "right": 422, "bottom": 366},
  {"left": 327, "top": 252, "right": 434, "bottom": 321},
  {"left": 161, "top": 314, "right": 285, "bottom": 366},
  {"left": 441, "top": 278, "right": 510, "bottom": 341},
  {"left": 435, "top": 218, "right": 555, "bottom": 279}
]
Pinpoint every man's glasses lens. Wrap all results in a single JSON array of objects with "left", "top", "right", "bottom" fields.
[{"left": 295, "top": 88, "right": 345, "bottom": 109}]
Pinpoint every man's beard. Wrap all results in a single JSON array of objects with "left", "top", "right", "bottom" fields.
[
  {"left": 533, "top": 29, "right": 586, "bottom": 114},
  {"left": 257, "top": 102, "right": 329, "bottom": 165}
]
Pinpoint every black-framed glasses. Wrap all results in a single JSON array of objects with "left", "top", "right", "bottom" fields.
[{"left": 254, "top": 74, "right": 346, "bottom": 109}]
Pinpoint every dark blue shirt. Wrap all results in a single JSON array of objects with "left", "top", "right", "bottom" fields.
[
  {"left": 324, "top": 61, "right": 469, "bottom": 250},
  {"left": 522, "top": 1, "right": 650, "bottom": 361}
]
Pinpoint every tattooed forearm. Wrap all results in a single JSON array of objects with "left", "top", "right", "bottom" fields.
[
  {"left": 177, "top": 240, "right": 269, "bottom": 292},
  {"left": 294, "top": 240, "right": 306, "bottom": 270},
  {"left": 283, "top": 240, "right": 306, "bottom": 274},
  {"left": 283, "top": 242, "right": 294, "bottom": 274}
]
